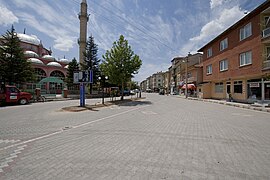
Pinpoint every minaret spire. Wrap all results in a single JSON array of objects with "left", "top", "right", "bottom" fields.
[{"left": 78, "top": 0, "right": 88, "bottom": 68}]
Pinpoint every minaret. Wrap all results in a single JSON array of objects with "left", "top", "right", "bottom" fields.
[{"left": 78, "top": 0, "right": 88, "bottom": 68}]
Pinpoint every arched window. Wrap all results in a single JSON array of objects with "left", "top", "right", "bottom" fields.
[
  {"left": 50, "top": 70, "right": 65, "bottom": 80},
  {"left": 35, "top": 68, "right": 46, "bottom": 82}
]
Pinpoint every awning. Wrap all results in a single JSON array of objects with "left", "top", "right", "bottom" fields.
[{"left": 181, "top": 84, "right": 196, "bottom": 90}]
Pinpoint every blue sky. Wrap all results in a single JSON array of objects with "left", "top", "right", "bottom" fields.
[{"left": 0, "top": 0, "right": 266, "bottom": 82}]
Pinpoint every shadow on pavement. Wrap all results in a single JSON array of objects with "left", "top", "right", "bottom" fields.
[
  {"left": 117, "top": 100, "right": 152, "bottom": 107},
  {"left": 61, "top": 98, "right": 150, "bottom": 112}
]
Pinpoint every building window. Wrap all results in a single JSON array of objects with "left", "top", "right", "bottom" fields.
[
  {"left": 215, "top": 82, "right": 223, "bottom": 93},
  {"left": 50, "top": 70, "right": 65, "bottom": 80},
  {"left": 266, "top": 47, "right": 270, "bottom": 61},
  {"left": 220, "top": 38, "right": 228, "bottom": 51},
  {"left": 35, "top": 68, "right": 47, "bottom": 82},
  {"left": 219, "top": 59, "right": 228, "bottom": 71},
  {"left": 240, "top": 51, "right": 252, "bottom": 66},
  {"left": 206, "top": 64, "right": 212, "bottom": 75},
  {"left": 265, "top": 16, "right": 270, "bottom": 28},
  {"left": 207, "top": 47, "right": 212, "bottom": 58},
  {"left": 234, "top": 81, "right": 243, "bottom": 93},
  {"left": 240, "top": 23, "right": 252, "bottom": 41}
]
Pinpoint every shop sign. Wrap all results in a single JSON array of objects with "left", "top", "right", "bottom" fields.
[{"left": 249, "top": 82, "right": 260, "bottom": 88}]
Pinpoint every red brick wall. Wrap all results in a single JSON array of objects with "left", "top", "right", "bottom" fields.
[{"left": 202, "top": 14, "right": 263, "bottom": 82}]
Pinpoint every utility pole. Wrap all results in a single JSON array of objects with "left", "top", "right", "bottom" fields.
[{"left": 185, "top": 52, "right": 191, "bottom": 99}]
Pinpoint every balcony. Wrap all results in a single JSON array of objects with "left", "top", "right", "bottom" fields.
[
  {"left": 262, "top": 60, "right": 270, "bottom": 70},
  {"left": 188, "top": 76, "right": 197, "bottom": 83}
]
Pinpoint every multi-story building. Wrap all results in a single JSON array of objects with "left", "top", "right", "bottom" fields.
[
  {"left": 146, "top": 76, "right": 152, "bottom": 92},
  {"left": 151, "top": 72, "right": 165, "bottom": 92},
  {"left": 198, "top": 1, "right": 270, "bottom": 103},
  {"left": 168, "top": 54, "right": 202, "bottom": 96},
  {"left": 178, "top": 53, "right": 203, "bottom": 96},
  {"left": 169, "top": 57, "right": 182, "bottom": 94},
  {"left": 163, "top": 71, "right": 170, "bottom": 94},
  {"left": 140, "top": 80, "right": 147, "bottom": 92}
]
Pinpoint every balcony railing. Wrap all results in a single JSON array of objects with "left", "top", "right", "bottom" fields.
[
  {"left": 262, "top": 27, "right": 270, "bottom": 38},
  {"left": 262, "top": 60, "right": 270, "bottom": 70}
]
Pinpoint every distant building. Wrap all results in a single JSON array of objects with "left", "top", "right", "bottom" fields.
[
  {"left": 168, "top": 54, "right": 202, "bottom": 96},
  {"left": 198, "top": 1, "right": 270, "bottom": 103},
  {"left": 152, "top": 72, "right": 165, "bottom": 92},
  {"left": 140, "top": 80, "right": 147, "bottom": 92}
]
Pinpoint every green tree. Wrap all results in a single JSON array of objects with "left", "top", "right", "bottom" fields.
[
  {"left": 0, "top": 26, "right": 34, "bottom": 84},
  {"left": 66, "top": 58, "right": 79, "bottom": 87},
  {"left": 130, "top": 81, "right": 139, "bottom": 90},
  {"left": 81, "top": 35, "right": 101, "bottom": 94},
  {"left": 101, "top": 35, "right": 142, "bottom": 100}
]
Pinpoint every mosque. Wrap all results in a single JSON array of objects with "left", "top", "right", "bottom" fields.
[
  {"left": 1, "top": 0, "right": 88, "bottom": 95},
  {"left": 15, "top": 33, "right": 69, "bottom": 94}
]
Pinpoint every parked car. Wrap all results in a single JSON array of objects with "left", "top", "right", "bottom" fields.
[
  {"left": 0, "top": 85, "right": 32, "bottom": 105},
  {"left": 121, "top": 90, "right": 130, "bottom": 96},
  {"left": 130, "top": 89, "right": 140, "bottom": 95}
]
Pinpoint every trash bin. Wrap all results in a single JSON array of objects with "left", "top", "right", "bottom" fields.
[{"left": 62, "top": 88, "right": 68, "bottom": 98}]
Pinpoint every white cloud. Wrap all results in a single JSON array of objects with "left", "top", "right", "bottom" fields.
[
  {"left": 12, "top": 0, "right": 78, "bottom": 52},
  {"left": 53, "top": 37, "right": 75, "bottom": 52},
  {"left": 181, "top": 5, "right": 245, "bottom": 54},
  {"left": 0, "top": 5, "right": 18, "bottom": 26},
  {"left": 210, "top": 0, "right": 224, "bottom": 9},
  {"left": 17, "top": 12, "right": 77, "bottom": 52}
]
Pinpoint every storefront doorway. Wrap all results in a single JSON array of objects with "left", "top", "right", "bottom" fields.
[
  {"left": 265, "top": 82, "right": 270, "bottom": 100},
  {"left": 226, "top": 82, "right": 231, "bottom": 99}
]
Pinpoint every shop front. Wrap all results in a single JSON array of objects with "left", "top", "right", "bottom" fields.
[{"left": 247, "top": 79, "right": 270, "bottom": 103}]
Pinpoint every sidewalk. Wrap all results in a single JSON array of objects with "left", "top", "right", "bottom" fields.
[{"left": 177, "top": 95, "right": 270, "bottom": 113}]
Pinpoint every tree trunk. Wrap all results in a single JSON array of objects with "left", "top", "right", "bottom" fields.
[
  {"left": 90, "top": 83, "right": 93, "bottom": 94},
  {"left": 121, "top": 80, "right": 124, "bottom": 101}
]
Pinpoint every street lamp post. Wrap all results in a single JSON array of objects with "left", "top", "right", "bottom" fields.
[
  {"left": 184, "top": 52, "right": 191, "bottom": 99},
  {"left": 98, "top": 75, "right": 108, "bottom": 104}
]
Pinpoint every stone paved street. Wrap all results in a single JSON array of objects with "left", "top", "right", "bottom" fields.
[{"left": 0, "top": 93, "right": 270, "bottom": 179}]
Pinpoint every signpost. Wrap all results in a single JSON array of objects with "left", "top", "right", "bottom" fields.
[{"left": 74, "top": 70, "right": 93, "bottom": 107}]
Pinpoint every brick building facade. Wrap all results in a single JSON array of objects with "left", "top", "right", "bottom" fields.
[{"left": 198, "top": 1, "right": 270, "bottom": 103}]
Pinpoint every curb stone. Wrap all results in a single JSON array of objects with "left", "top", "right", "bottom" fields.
[{"left": 177, "top": 96, "right": 270, "bottom": 113}]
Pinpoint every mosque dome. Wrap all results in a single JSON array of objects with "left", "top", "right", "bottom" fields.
[
  {"left": 47, "top": 62, "right": 62, "bottom": 67},
  {"left": 24, "top": 50, "right": 39, "bottom": 58},
  {"left": 27, "top": 58, "right": 44, "bottom": 65},
  {"left": 17, "top": 33, "right": 41, "bottom": 46},
  {"left": 42, "top": 55, "right": 55, "bottom": 61},
  {"left": 57, "top": 58, "right": 70, "bottom": 64}
]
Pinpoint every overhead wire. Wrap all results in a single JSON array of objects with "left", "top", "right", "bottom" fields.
[
  {"left": 91, "top": 0, "right": 178, "bottom": 53},
  {"left": 71, "top": 0, "right": 178, "bottom": 54}
]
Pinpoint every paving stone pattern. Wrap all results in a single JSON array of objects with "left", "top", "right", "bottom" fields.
[{"left": 0, "top": 94, "right": 270, "bottom": 179}]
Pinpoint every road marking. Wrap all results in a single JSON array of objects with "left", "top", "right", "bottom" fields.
[
  {"left": 141, "top": 111, "right": 157, "bottom": 115},
  {"left": 0, "top": 105, "right": 150, "bottom": 152},
  {"left": 231, "top": 113, "right": 253, "bottom": 117},
  {"left": 0, "top": 145, "right": 27, "bottom": 173},
  {"left": 0, "top": 139, "right": 20, "bottom": 144}
]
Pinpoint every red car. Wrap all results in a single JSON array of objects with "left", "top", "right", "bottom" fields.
[{"left": 0, "top": 85, "right": 32, "bottom": 105}]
